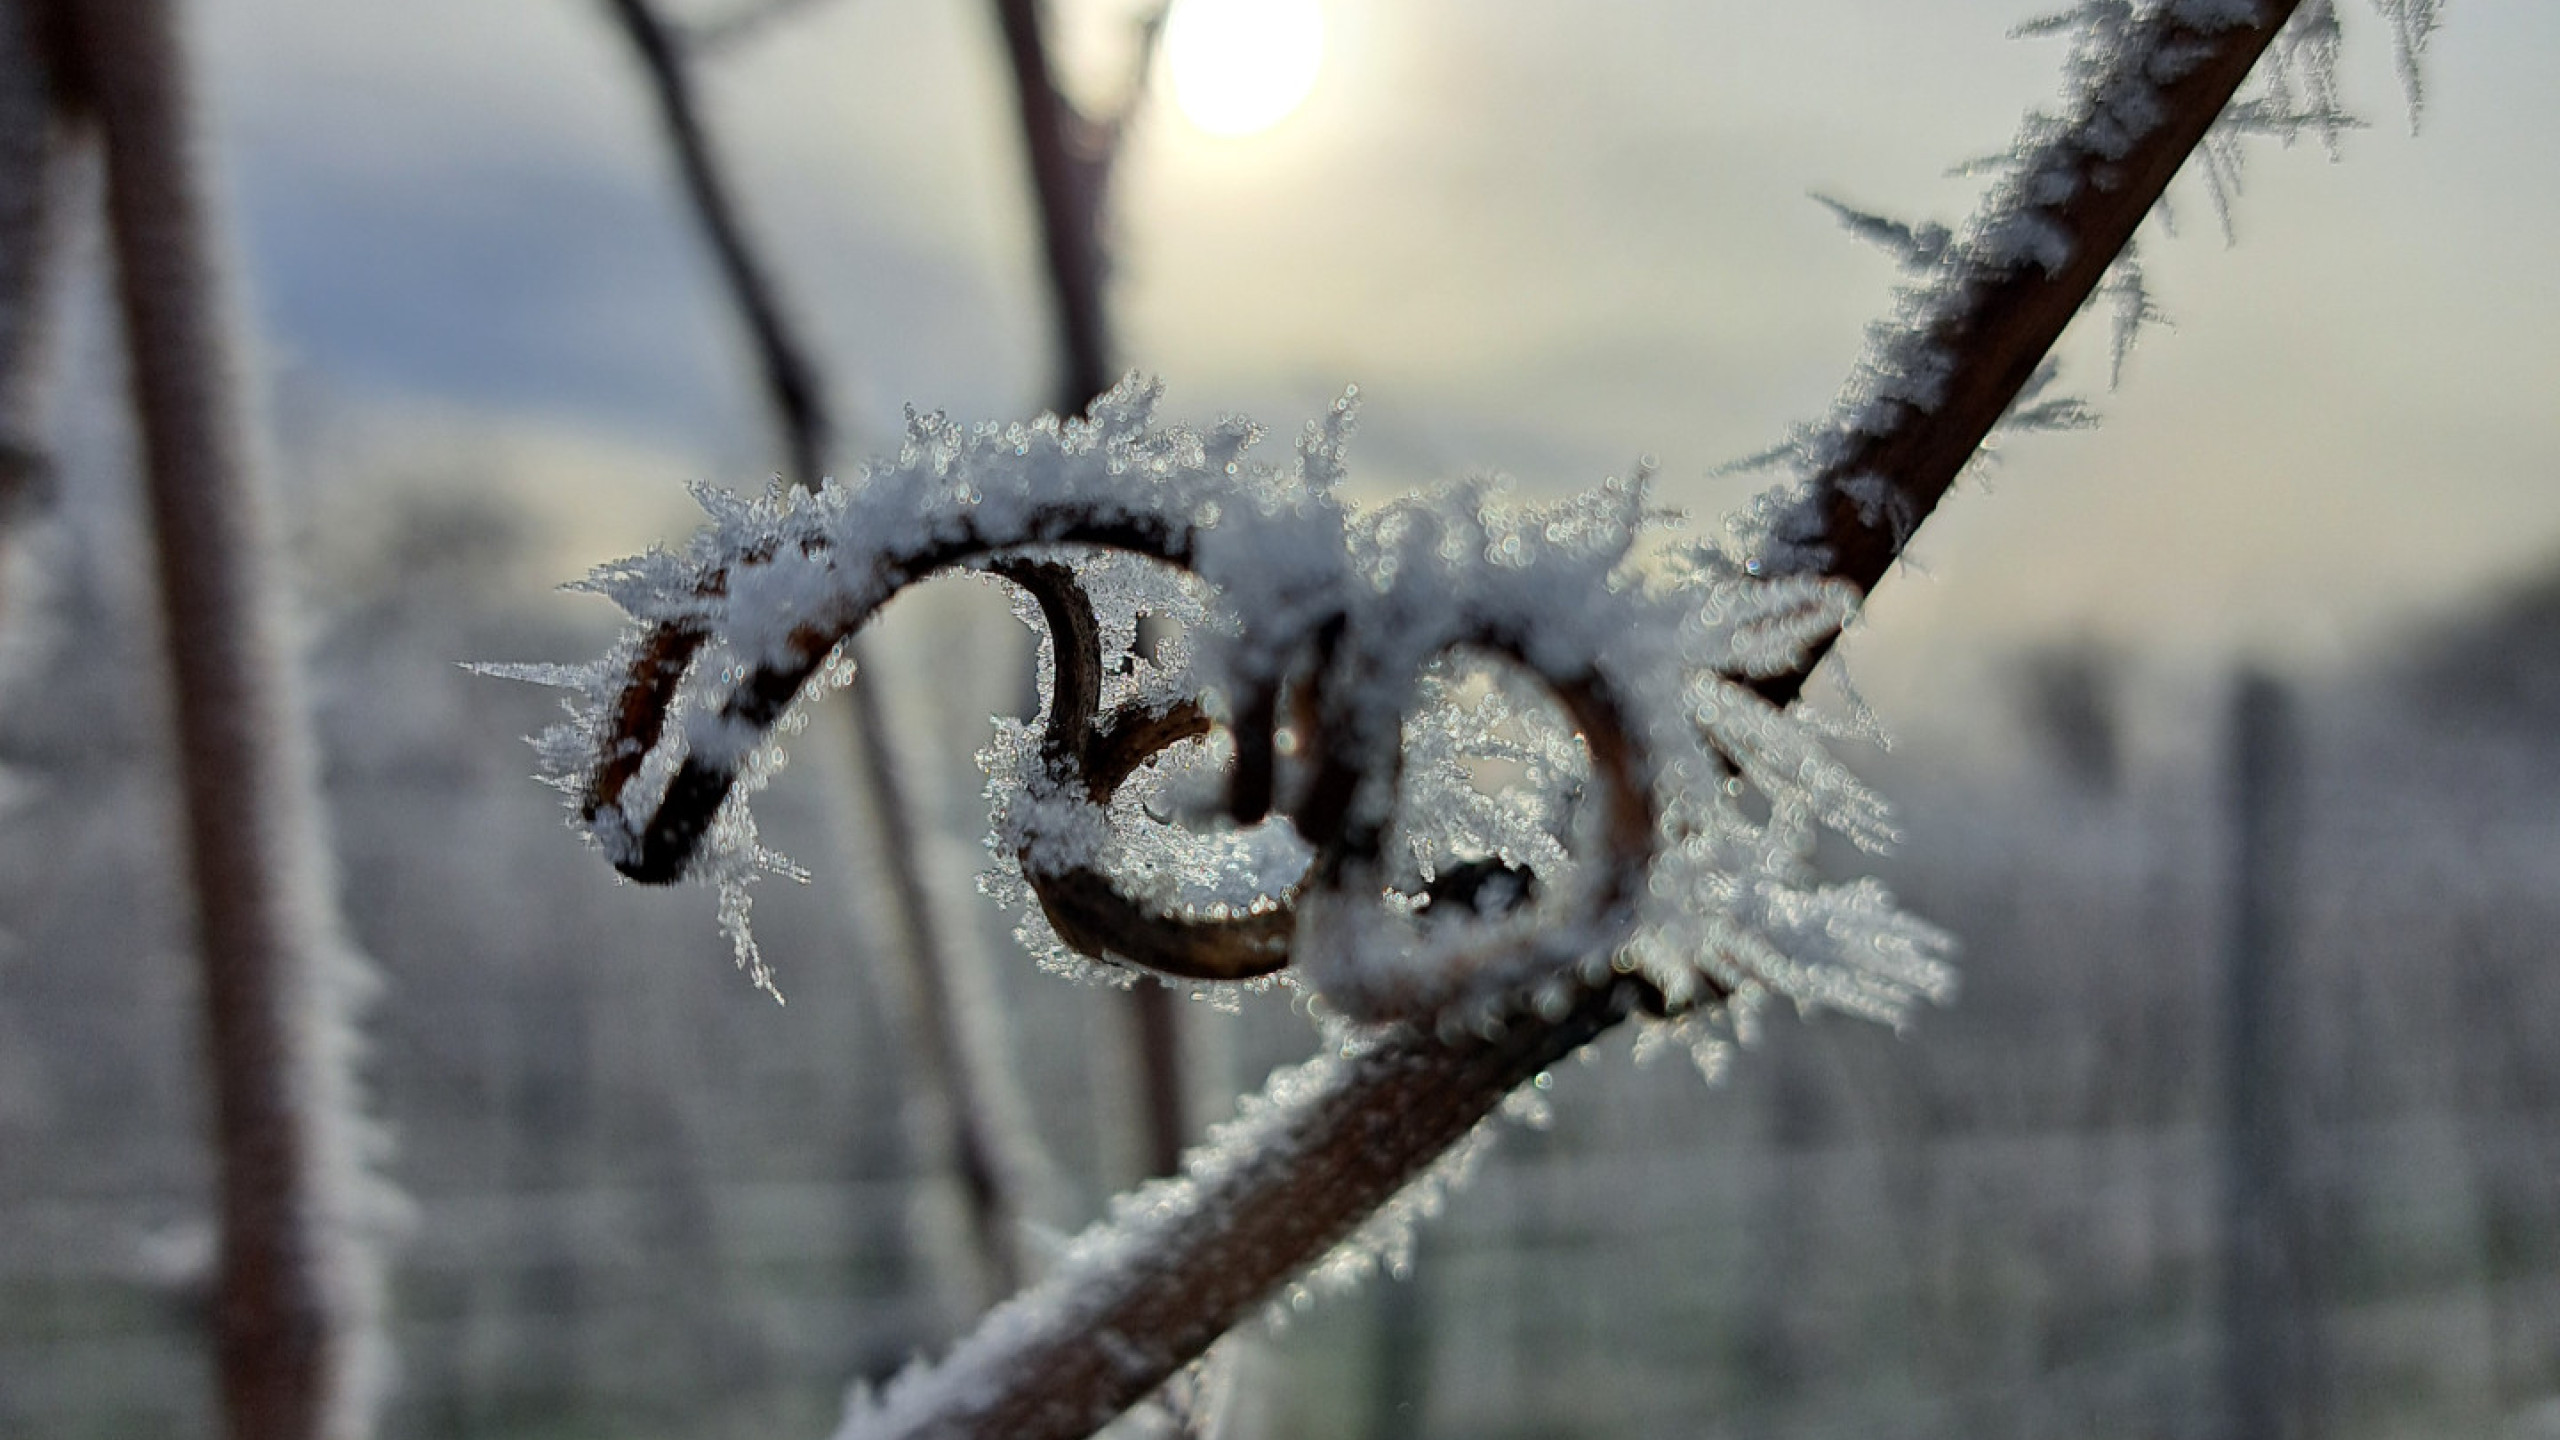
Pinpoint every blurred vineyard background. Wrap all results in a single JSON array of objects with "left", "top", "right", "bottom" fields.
[{"left": 6, "top": 1, "right": 2560, "bottom": 1437}]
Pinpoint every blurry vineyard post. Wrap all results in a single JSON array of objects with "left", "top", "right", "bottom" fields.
[
  {"left": 809, "top": 5, "right": 2330, "bottom": 1439},
  {"left": 0, "top": 0, "right": 62, "bottom": 613},
  {"left": 7, "top": 3, "right": 393, "bottom": 1439},
  {"left": 2222, "top": 668, "right": 2328, "bottom": 1440}
]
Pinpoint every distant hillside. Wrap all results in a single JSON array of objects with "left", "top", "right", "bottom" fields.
[{"left": 2396, "top": 560, "right": 2560, "bottom": 721}]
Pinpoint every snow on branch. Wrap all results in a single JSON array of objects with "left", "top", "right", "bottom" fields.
[{"left": 1733, "top": 0, "right": 2308, "bottom": 704}]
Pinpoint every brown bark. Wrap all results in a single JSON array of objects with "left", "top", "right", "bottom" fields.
[
  {"left": 850, "top": 982, "right": 1634, "bottom": 1440},
  {"left": 601, "top": 0, "right": 831, "bottom": 491},
  {"left": 62, "top": 2, "right": 389, "bottom": 1436},
  {"left": 988, "top": 0, "right": 1120, "bottom": 420}
]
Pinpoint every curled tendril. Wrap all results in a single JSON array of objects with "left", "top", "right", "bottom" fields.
[
  {"left": 544, "top": 383, "right": 1948, "bottom": 1031},
  {"left": 986, "top": 555, "right": 1294, "bottom": 984},
  {"left": 576, "top": 493, "right": 1665, "bottom": 1023},
  {"left": 578, "top": 503, "right": 1195, "bottom": 885}
]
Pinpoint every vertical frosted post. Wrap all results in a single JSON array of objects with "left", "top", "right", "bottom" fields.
[{"left": 68, "top": 2, "right": 390, "bottom": 1436}]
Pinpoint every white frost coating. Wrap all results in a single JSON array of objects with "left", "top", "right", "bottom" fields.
[
  {"left": 480, "top": 635, "right": 850, "bottom": 999},
  {"left": 2168, "top": 0, "right": 2267, "bottom": 29},
  {"left": 2225, "top": 0, "right": 2352, "bottom": 155},
  {"left": 1282, "top": 1102, "right": 1502, "bottom": 1310},
  {"left": 2099, "top": 245, "right": 2171, "bottom": 386},
  {"left": 1811, "top": 194, "right": 1954, "bottom": 272}
]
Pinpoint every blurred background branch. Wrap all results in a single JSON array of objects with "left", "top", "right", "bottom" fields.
[
  {"left": 38, "top": 1, "right": 395, "bottom": 1436},
  {"left": 598, "top": 0, "right": 1045, "bottom": 1312},
  {"left": 0, "top": 0, "right": 64, "bottom": 590},
  {"left": 982, "top": 0, "right": 1198, "bottom": 1184}
]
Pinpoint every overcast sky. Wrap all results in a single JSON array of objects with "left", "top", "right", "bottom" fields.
[{"left": 183, "top": 0, "right": 2560, "bottom": 720}]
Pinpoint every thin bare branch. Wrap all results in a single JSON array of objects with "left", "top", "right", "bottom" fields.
[
  {"left": 601, "top": 0, "right": 832, "bottom": 489},
  {"left": 982, "top": 0, "right": 1189, "bottom": 1179},
  {"left": 989, "top": 0, "right": 1120, "bottom": 417},
  {"left": 844, "top": 666, "right": 1036, "bottom": 1302},
  {"left": 683, "top": 0, "right": 840, "bottom": 58},
  {"left": 839, "top": 980, "right": 1645, "bottom": 1440},
  {"left": 599, "top": 0, "right": 1040, "bottom": 1301},
  {"left": 1100, "top": 3, "right": 1172, "bottom": 138}
]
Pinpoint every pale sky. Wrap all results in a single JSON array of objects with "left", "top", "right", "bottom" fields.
[{"left": 189, "top": 0, "right": 2560, "bottom": 718}]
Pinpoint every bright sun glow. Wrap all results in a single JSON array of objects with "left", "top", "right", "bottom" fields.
[{"left": 1162, "top": 0, "right": 1325, "bottom": 138}]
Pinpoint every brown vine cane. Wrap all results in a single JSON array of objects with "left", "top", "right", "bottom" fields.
[{"left": 576, "top": 501, "right": 1665, "bottom": 1017}]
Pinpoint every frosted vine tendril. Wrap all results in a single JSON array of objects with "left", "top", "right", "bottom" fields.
[{"left": 514, "top": 380, "right": 1949, "bottom": 1030}]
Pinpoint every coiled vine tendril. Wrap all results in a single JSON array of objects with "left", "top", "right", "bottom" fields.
[{"left": 521, "top": 381, "right": 1949, "bottom": 1032}]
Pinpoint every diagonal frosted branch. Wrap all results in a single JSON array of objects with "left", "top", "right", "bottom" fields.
[
  {"left": 839, "top": 983, "right": 1637, "bottom": 1440},
  {"left": 1744, "top": 0, "right": 2305, "bottom": 706}
]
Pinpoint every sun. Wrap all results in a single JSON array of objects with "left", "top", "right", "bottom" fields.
[{"left": 1161, "top": 0, "right": 1325, "bottom": 139}]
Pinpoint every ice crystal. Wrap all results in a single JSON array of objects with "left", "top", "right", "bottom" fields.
[
  {"left": 2099, "top": 245, "right": 2172, "bottom": 386},
  {"left": 1812, "top": 194, "right": 1955, "bottom": 272},
  {"left": 2377, "top": 0, "right": 2443, "bottom": 130}
]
